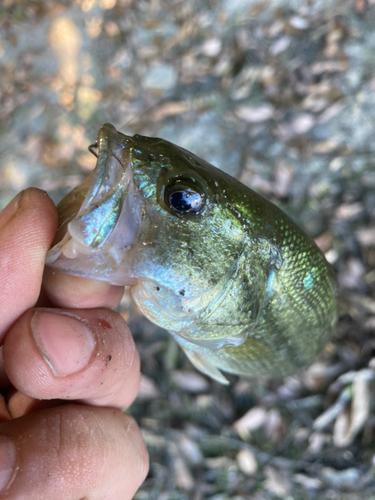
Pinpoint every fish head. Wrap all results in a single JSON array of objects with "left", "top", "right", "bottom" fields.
[{"left": 47, "top": 124, "right": 248, "bottom": 333}]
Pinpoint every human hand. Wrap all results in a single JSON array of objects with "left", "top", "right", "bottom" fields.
[{"left": 0, "top": 188, "right": 148, "bottom": 499}]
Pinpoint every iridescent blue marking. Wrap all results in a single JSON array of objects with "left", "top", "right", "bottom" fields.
[
  {"left": 266, "top": 268, "right": 275, "bottom": 296},
  {"left": 303, "top": 267, "right": 316, "bottom": 291},
  {"left": 73, "top": 188, "right": 124, "bottom": 248}
]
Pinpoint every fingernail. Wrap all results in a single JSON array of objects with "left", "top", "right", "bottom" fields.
[
  {"left": 31, "top": 310, "right": 96, "bottom": 377},
  {"left": 0, "top": 191, "right": 24, "bottom": 229},
  {"left": 0, "top": 436, "right": 17, "bottom": 491}
]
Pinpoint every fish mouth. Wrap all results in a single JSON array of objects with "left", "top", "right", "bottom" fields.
[{"left": 46, "top": 124, "right": 144, "bottom": 284}]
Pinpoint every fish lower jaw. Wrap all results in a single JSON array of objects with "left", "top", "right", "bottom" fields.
[
  {"left": 60, "top": 233, "right": 130, "bottom": 267},
  {"left": 47, "top": 234, "right": 139, "bottom": 286},
  {"left": 60, "top": 235, "right": 97, "bottom": 259}
]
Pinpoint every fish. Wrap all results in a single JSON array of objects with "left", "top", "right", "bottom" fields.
[{"left": 46, "top": 123, "right": 337, "bottom": 384}]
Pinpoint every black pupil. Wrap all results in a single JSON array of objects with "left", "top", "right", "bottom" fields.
[{"left": 169, "top": 189, "right": 202, "bottom": 212}]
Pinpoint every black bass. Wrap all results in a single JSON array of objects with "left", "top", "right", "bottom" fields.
[{"left": 46, "top": 123, "right": 337, "bottom": 384}]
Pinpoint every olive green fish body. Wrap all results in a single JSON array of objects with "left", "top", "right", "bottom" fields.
[
  {"left": 164, "top": 174, "right": 336, "bottom": 382},
  {"left": 174, "top": 206, "right": 336, "bottom": 381},
  {"left": 47, "top": 124, "right": 337, "bottom": 384}
]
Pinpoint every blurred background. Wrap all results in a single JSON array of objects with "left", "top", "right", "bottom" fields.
[{"left": 1, "top": 0, "right": 375, "bottom": 498}]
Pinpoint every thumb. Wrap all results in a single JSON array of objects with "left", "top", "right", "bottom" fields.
[{"left": 0, "top": 189, "right": 57, "bottom": 342}]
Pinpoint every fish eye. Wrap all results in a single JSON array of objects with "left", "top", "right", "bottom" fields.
[{"left": 164, "top": 181, "right": 205, "bottom": 215}]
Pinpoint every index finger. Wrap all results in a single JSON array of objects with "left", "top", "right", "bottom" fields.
[{"left": 43, "top": 268, "right": 124, "bottom": 310}]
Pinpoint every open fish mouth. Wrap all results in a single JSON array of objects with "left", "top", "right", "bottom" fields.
[{"left": 46, "top": 124, "right": 144, "bottom": 283}]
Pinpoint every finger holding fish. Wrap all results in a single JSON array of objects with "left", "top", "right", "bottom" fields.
[{"left": 43, "top": 267, "right": 124, "bottom": 310}]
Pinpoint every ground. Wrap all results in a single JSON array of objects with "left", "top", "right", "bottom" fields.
[{"left": 1, "top": 0, "right": 375, "bottom": 498}]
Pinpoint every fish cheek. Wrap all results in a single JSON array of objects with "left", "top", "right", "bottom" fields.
[{"left": 175, "top": 243, "right": 272, "bottom": 348}]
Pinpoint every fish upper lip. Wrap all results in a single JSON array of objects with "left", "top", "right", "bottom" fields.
[
  {"left": 78, "top": 124, "right": 132, "bottom": 217},
  {"left": 46, "top": 124, "right": 144, "bottom": 271},
  {"left": 67, "top": 124, "right": 137, "bottom": 249}
]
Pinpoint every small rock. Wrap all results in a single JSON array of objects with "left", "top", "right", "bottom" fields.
[
  {"left": 333, "top": 369, "right": 374, "bottom": 447},
  {"left": 170, "top": 370, "right": 210, "bottom": 393},
  {"left": 138, "top": 375, "right": 161, "bottom": 399},
  {"left": 339, "top": 257, "right": 366, "bottom": 290},
  {"left": 143, "top": 64, "right": 177, "bottom": 91},
  {"left": 178, "top": 435, "right": 203, "bottom": 465},
  {"left": 222, "top": 0, "right": 257, "bottom": 15},
  {"left": 205, "top": 456, "right": 235, "bottom": 470},
  {"left": 264, "top": 466, "right": 291, "bottom": 497},
  {"left": 201, "top": 38, "right": 222, "bottom": 57},
  {"left": 270, "top": 36, "right": 291, "bottom": 55},
  {"left": 264, "top": 408, "right": 284, "bottom": 443},
  {"left": 173, "top": 454, "right": 194, "bottom": 491},
  {"left": 322, "top": 467, "right": 361, "bottom": 489},
  {"left": 235, "top": 104, "right": 274, "bottom": 123},
  {"left": 236, "top": 449, "right": 258, "bottom": 476},
  {"left": 294, "top": 473, "right": 322, "bottom": 492},
  {"left": 291, "top": 113, "right": 315, "bottom": 134},
  {"left": 233, "top": 406, "right": 267, "bottom": 438},
  {"left": 307, "top": 432, "right": 331, "bottom": 455},
  {"left": 289, "top": 16, "right": 309, "bottom": 30}
]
